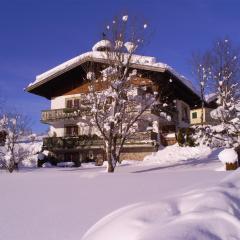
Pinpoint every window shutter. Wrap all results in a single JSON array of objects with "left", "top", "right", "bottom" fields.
[
  {"left": 74, "top": 99, "right": 80, "bottom": 108},
  {"left": 66, "top": 100, "right": 72, "bottom": 108}
]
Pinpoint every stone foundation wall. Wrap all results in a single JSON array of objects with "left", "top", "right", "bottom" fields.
[
  {"left": 120, "top": 145, "right": 156, "bottom": 161},
  {"left": 120, "top": 151, "right": 152, "bottom": 161},
  {"left": 52, "top": 144, "right": 156, "bottom": 163}
]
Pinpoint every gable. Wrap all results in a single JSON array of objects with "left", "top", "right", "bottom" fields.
[{"left": 26, "top": 57, "right": 202, "bottom": 108}]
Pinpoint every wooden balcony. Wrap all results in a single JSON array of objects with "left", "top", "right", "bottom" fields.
[
  {"left": 41, "top": 108, "right": 90, "bottom": 123},
  {"left": 43, "top": 135, "right": 103, "bottom": 150},
  {"left": 43, "top": 132, "right": 158, "bottom": 151}
]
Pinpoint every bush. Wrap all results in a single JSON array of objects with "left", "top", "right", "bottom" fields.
[
  {"left": 186, "top": 128, "right": 195, "bottom": 147},
  {"left": 177, "top": 129, "right": 185, "bottom": 147}
]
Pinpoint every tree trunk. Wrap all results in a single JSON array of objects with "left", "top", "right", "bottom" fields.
[
  {"left": 107, "top": 161, "right": 115, "bottom": 172},
  {"left": 200, "top": 88, "right": 204, "bottom": 127},
  {"left": 14, "top": 162, "right": 19, "bottom": 171},
  {"left": 8, "top": 161, "right": 15, "bottom": 173},
  {"left": 106, "top": 141, "right": 115, "bottom": 173}
]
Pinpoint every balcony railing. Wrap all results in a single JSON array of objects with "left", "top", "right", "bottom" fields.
[
  {"left": 43, "top": 135, "right": 103, "bottom": 150},
  {"left": 43, "top": 132, "right": 157, "bottom": 150},
  {"left": 41, "top": 108, "right": 90, "bottom": 122}
]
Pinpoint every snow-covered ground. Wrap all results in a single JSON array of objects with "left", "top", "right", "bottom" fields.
[
  {"left": 83, "top": 168, "right": 240, "bottom": 240},
  {"left": 0, "top": 145, "right": 235, "bottom": 240}
]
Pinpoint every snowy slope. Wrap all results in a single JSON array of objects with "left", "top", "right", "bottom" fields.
[{"left": 82, "top": 169, "right": 240, "bottom": 240}]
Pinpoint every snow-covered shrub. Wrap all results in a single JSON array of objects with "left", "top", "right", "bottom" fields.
[{"left": 193, "top": 124, "right": 240, "bottom": 148}]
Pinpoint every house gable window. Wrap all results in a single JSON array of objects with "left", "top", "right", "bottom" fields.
[{"left": 192, "top": 112, "right": 197, "bottom": 119}]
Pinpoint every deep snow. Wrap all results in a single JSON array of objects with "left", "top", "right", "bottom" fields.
[
  {"left": 0, "top": 146, "right": 231, "bottom": 240},
  {"left": 82, "top": 168, "right": 240, "bottom": 240}
]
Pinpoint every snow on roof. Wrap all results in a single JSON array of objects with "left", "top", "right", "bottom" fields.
[
  {"left": 205, "top": 93, "right": 217, "bottom": 103},
  {"left": 92, "top": 40, "right": 112, "bottom": 51},
  {"left": 27, "top": 49, "right": 199, "bottom": 97}
]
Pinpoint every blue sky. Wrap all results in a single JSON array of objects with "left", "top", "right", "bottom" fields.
[{"left": 0, "top": 0, "right": 240, "bottom": 133}]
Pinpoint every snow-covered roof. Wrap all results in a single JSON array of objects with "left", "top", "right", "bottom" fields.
[
  {"left": 26, "top": 49, "right": 199, "bottom": 97},
  {"left": 92, "top": 40, "right": 112, "bottom": 51},
  {"left": 205, "top": 93, "right": 217, "bottom": 103}
]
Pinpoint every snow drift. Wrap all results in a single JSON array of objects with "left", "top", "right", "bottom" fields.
[
  {"left": 82, "top": 169, "right": 240, "bottom": 240},
  {"left": 143, "top": 145, "right": 212, "bottom": 165}
]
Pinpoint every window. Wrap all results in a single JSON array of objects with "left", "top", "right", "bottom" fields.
[
  {"left": 66, "top": 99, "right": 73, "bottom": 108},
  {"left": 65, "top": 125, "right": 79, "bottom": 137},
  {"left": 73, "top": 99, "right": 80, "bottom": 108},
  {"left": 192, "top": 112, "right": 197, "bottom": 119},
  {"left": 66, "top": 98, "right": 80, "bottom": 109}
]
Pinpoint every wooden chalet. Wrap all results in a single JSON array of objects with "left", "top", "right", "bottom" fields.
[{"left": 26, "top": 41, "right": 202, "bottom": 164}]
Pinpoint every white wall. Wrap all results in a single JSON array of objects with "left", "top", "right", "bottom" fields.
[
  {"left": 49, "top": 124, "right": 65, "bottom": 137},
  {"left": 49, "top": 121, "right": 101, "bottom": 137},
  {"left": 176, "top": 100, "right": 190, "bottom": 128},
  {"left": 50, "top": 94, "right": 99, "bottom": 137},
  {"left": 51, "top": 94, "right": 82, "bottom": 109}
]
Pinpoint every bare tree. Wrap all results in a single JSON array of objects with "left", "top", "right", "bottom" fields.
[
  {"left": 192, "top": 38, "right": 240, "bottom": 147},
  {"left": 191, "top": 52, "right": 212, "bottom": 126},
  {"left": 81, "top": 14, "right": 172, "bottom": 172},
  {"left": 0, "top": 113, "right": 30, "bottom": 172}
]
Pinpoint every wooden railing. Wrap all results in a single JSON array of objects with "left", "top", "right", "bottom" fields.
[
  {"left": 43, "top": 135, "right": 103, "bottom": 150},
  {"left": 43, "top": 132, "right": 158, "bottom": 150},
  {"left": 41, "top": 108, "right": 90, "bottom": 122}
]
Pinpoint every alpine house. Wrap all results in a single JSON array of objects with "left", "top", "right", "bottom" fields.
[{"left": 26, "top": 40, "right": 202, "bottom": 164}]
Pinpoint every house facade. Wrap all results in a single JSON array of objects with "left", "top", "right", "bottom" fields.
[
  {"left": 26, "top": 41, "right": 202, "bottom": 164},
  {"left": 190, "top": 107, "right": 214, "bottom": 125},
  {"left": 190, "top": 93, "right": 218, "bottom": 125}
]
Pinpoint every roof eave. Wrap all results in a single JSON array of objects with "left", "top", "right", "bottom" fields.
[{"left": 25, "top": 57, "right": 166, "bottom": 93}]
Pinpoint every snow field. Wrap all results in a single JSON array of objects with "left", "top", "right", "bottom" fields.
[
  {"left": 0, "top": 162, "right": 228, "bottom": 240},
  {"left": 82, "top": 169, "right": 240, "bottom": 240}
]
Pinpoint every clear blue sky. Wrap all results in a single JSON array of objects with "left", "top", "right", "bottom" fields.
[{"left": 0, "top": 0, "right": 240, "bottom": 133}]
